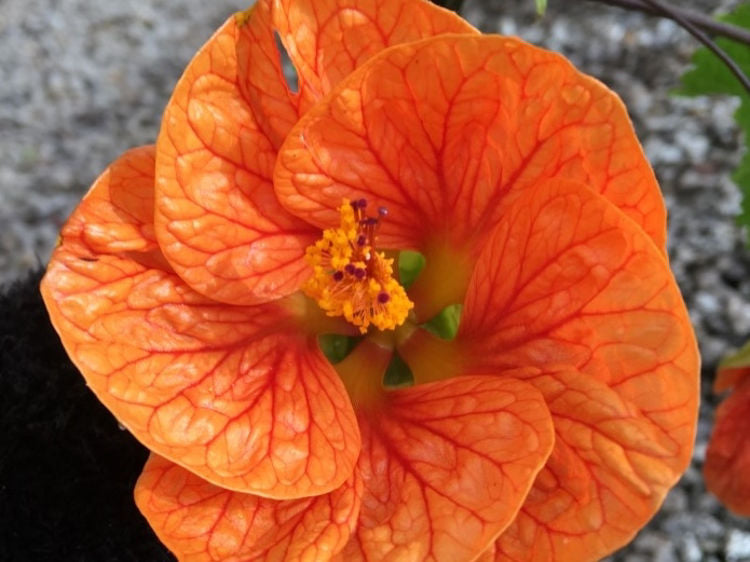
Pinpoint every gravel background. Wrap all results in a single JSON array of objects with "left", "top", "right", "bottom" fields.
[{"left": 2, "top": 0, "right": 750, "bottom": 560}]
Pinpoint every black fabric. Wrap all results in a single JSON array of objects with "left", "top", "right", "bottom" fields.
[{"left": 0, "top": 270, "right": 174, "bottom": 561}]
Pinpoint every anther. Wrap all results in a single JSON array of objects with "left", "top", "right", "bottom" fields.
[{"left": 302, "top": 198, "right": 413, "bottom": 333}]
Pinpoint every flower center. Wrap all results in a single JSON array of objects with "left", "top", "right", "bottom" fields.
[{"left": 303, "top": 199, "right": 413, "bottom": 334}]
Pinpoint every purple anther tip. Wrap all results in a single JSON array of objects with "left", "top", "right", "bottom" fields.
[
  {"left": 365, "top": 217, "right": 378, "bottom": 226},
  {"left": 354, "top": 268, "right": 366, "bottom": 279},
  {"left": 378, "top": 206, "right": 388, "bottom": 217},
  {"left": 357, "top": 234, "right": 367, "bottom": 246},
  {"left": 377, "top": 291, "right": 390, "bottom": 304},
  {"left": 332, "top": 271, "right": 344, "bottom": 281},
  {"left": 344, "top": 263, "right": 356, "bottom": 274},
  {"left": 357, "top": 198, "right": 368, "bottom": 209}
]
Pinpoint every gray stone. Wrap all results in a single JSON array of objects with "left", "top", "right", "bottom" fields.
[
  {"left": 662, "top": 488, "right": 690, "bottom": 514},
  {"left": 679, "top": 533, "right": 703, "bottom": 562},
  {"left": 727, "top": 529, "right": 750, "bottom": 561}
]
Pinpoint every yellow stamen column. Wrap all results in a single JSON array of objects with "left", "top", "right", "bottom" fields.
[{"left": 303, "top": 199, "right": 413, "bottom": 334}]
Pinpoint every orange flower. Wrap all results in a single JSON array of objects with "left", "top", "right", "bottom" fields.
[
  {"left": 41, "top": 1, "right": 700, "bottom": 560},
  {"left": 704, "top": 343, "right": 750, "bottom": 516}
]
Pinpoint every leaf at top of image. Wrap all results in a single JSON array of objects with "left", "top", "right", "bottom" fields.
[
  {"left": 677, "top": 4, "right": 750, "bottom": 98},
  {"left": 676, "top": 3, "right": 750, "bottom": 243}
]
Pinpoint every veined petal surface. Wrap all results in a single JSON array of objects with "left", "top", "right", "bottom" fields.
[
  {"left": 459, "top": 179, "right": 697, "bottom": 418},
  {"left": 136, "top": 454, "right": 361, "bottom": 561},
  {"left": 272, "top": 0, "right": 476, "bottom": 105},
  {"left": 338, "top": 376, "right": 554, "bottom": 562},
  {"left": 275, "top": 35, "right": 666, "bottom": 257},
  {"left": 155, "top": 3, "right": 315, "bottom": 306},
  {"left": 492, "top": 370, "right": 689, "bottom": 561},
  {"left": 459, "top": 180, "right": 698, "bottom": 558},
  {"left": 154, "top": 0, "right": 476, "bottom": 305},
  {"left": 41, "top": 148, "right": 359, "bottom": 498},
  {"left": 704, "top": 376, "right": 750, "bottom": 517}
]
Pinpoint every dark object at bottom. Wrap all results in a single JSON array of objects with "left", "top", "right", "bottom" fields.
[{"left": 0, "top": 270, "right": 173, "bottom": 561}]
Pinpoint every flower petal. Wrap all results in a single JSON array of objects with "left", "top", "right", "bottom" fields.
[
  {"left": 155, "top": 0, "right": 476, "bottom": 306},
  {"left": 491, "top": 369, "right": 690, "bottom": 561},
  {"left": 460, "top": 178, "right": 698, "bottom": 434},
  {"left": 41, "top": 149, "right": 360, "bottom": 498},
  {"left": 339, "top": 375, "right": 554, "bottom": 562},
  {"left": 272, "top": 0, "right": 476, "bottom": 104},
  {"left": 54, "top": 145, "right": 162, "bottom": 258},
  {"left": 155, "top": 4, "right": 315, "bottom": 306},
  {"left": 275, "top": 35, "right": 665, "bottom": 256},
  {"left": 704, "top": 376, "right": 750, "bottom": 516},
  {"left": 135, "top": 454, "right": 361, "bottom": 561}
]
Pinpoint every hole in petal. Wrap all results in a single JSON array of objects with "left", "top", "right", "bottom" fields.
[
  {"left": 398, "top": 250, "right": 426, "bottom": 290},
  {"left": 319, "top": 334, "right": 361, "bottom": 364},
  {"left": 274, "top": 31, "right": 299, "bottom": 94},
  {"left": 383, "top": 352, "right": 415, "bottom": 389},
  {"left": 422, "top": 303, "right": 463, "bottom": 341}
]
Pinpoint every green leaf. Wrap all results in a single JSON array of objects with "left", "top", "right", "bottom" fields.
[
  {"left": 318, "top": 334, "right": 360, "bottom": 364},
  {"left": 535, "top": 0, "right": 547, "bottom": 16},
  {"left": 398, "top": 250, "right": 426, "bottom": 290},
  {"left": 677, "top": 4, "right": 750, "bottom": 97},
  {"left": 422, "top": 304, "right": 462, "bottom": 340},
  {"left": 383, "top": 352, "right": 415, "bottom": 388},
  {"left": 719, "top": 339, "right": 750, "bottom": 371},
  {"left": 676, "top": 4, "right": 750, "bottom": 242}
]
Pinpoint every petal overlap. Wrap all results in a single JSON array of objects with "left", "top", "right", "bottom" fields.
[
  {"left": 42, "top": 148, "right": 360, "bottom": 498},
  {"left": 456, "top": 179, "right": 698, "bottom": 559},
  {"left": 136, "top": 454, "right": 362, "bottom": 561},
  {"left": 339, "top": 376, "right": 555, "bottom": 562},
  {"left": 272, "top": 0, "right": 476, "bottom": 104},
  {"left": 275, "top": 35, "right": 666, "bottom": 258},
  {"left": 155, "top": 3, "right": 315, "bottom": 306},
  {"left": 459, "top": 179, "right": 698, "bottom": 424},
  {"left": 53, "top": 145, "right": 163, "bottom": 262},
  {"left": 491, "top": 370, "right": 689, "bottom": 561},
  {"left": 155, "top": 0, "right": 476, "bottom": 306}
]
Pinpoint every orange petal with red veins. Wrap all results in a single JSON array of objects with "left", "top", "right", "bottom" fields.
[
  {"left": 491, "top": 369, "right": 691, "bottom": 561},
  {"left": 704, "top": 376, "right": 750, "bottom": 516},
  {"left": 275, "top": 35, "right": 665, "bottom": 259},
  {"left": 339, "top": 376, "right": 554, "bottom": 562},
  {"left": 155, "top": 0, "right": 476, "bottom": 306},
  {"left": 56, "top": 145, "right": 162, "bottom": 259},
  {"left": 272, "top": 0, "right": 476, "bottom": 105},
  {"left": 155, "top": 4, "right": 315, "bottom": 306},
  {"left": 136, "top": 454, "right": 361, "bottom": 561},
  {"left": 460, "top": 178, "right": 698, "bottom": 441},
  {"left": 42, "top": 149, "right": 359, "bottom": 498}
]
